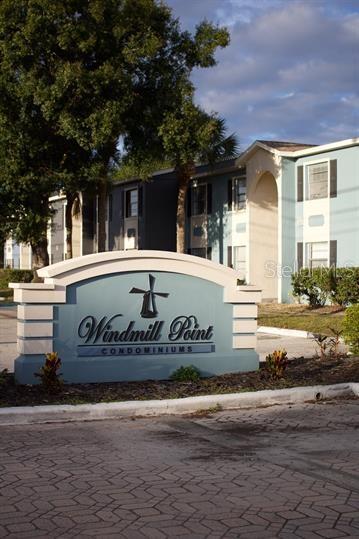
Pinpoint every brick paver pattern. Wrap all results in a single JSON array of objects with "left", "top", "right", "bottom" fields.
[{"left": 0, "top": 400, "right": 358, "bottom": 538}]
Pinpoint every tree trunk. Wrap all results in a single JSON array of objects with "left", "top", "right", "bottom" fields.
[
  {"left": 31, "top": 237, "right": 49, "bottom": 280},
  {"left": 97, "top": 179, "right": 107, "bottom": 252},
  {"left": 65, "top": 193, "right": 75, "bottom": 260},
  {"left": 96, "top": 142, "right": 117, "bottom": 253},
  {"left": 176, "top": 163, "right": 194, "bottom": 253}
]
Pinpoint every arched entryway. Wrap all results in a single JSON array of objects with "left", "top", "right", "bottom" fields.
[{"left": 248, "top": 172, "right": 278, "bottom": 301}]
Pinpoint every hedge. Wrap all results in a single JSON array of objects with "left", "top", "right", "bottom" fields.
[
  {"left": 342, "top": 304, "right": 359, "bottom": 354},
  {"left": 0, "top": 268, "right": 34, "bottom": 290},
  {"left": 291, "top": 267, "right": 359, "bottom": 307}
]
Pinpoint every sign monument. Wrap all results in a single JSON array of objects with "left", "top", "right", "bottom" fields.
[{"left": 11, "top": 251, "right": 261, "bottom": 384}]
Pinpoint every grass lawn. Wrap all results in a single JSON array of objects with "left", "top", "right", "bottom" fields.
[{"left": 258, "top": 303, "right": 345, "bottom": 335}]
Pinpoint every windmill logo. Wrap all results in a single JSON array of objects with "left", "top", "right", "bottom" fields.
[{"left": 129, "top": 274, "right": 169, "bottom": 318}]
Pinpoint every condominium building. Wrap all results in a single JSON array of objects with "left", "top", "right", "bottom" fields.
[{"left": 3, "top": 137, "right": 358, "bottom": 303}]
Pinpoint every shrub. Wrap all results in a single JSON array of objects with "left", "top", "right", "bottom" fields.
[
  {"left": 313, "top": 334, "right": 330, "bottom": 359},
  {"left": 291, "top": 268, "right": 327, "bottom": 307},
  {"left": 0, "top": 289, "right": 13, "bottom": 299},
  {"left": 328, "top": 328, "right": 343, "bottom": 359},
  {"left": 342, "top": 304, "right": 359, "bottom": 355},
  {"left": 291, "top": 267, "right": 359, "bottom": 307},
  {"left": 170, "top": 365, "right": 201, "bottom": 382},
  {"left": 332, "top": 268, "right": 359, "bottom": 306},
  {"left": 265, "top": 349, "right": 288, "bottom": 379},
  {"left": 0, "top": 368, "right": 8, "bottom": 385},
  {"left": 0, "top": 269, "right": 33, "bottom": 289},
  {"left": 35, "top": 352, "right": 63, "bottom": 393}
]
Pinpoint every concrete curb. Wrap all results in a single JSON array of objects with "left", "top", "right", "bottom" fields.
[
  {"left": 0, "top": 382, "right": 358, "bottom": 426},
  {"left": 258, "top": 326, "right": 314, "bottom": 338}
]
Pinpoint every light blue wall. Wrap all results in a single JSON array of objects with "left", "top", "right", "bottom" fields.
[
  {"left": 14, "top": 271, "right": 258, "bottom": 384},
  {"left": 187, "top": 171, "right": 238, "bottom": 267},
  {"left": 296, "top": 146, "right": 359, "bottom": 267},
  {"left": 207, "top": 173, "right": 232, "bottom": 266},
  {"left": 281, "top": 158, "right": 297, "bottom": 302}
]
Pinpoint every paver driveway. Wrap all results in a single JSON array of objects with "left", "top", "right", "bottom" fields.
[{"left": 0, "top": 400, "right": 358, "bottom": 538}]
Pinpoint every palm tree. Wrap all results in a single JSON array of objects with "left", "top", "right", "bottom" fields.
[{"left": 159, "top": 101, "right": 238, "bottom": 252}]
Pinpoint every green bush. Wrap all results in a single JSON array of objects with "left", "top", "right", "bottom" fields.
[
  {"left": 342, "top": 304, "right": 359, "bottom": 355},
  {"left": 332, "top": 268, "right": 359, "bottom": 306},
  {"left": 0, "top": 289, "right": 14, "bottom": 299},
  {"left": 0, "top": 268, "right": 33, "bottom": 289},
  {"left": 291, "top": 267, "right": 359, "bottom": 307},
  {"left": 170, "top": 365, "right": 201, "bottom": 382},
  {"left": 291, "top": 268, "right": 327, "bottom": 307}
]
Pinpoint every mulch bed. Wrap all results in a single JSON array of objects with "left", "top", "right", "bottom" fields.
[{"left": 0, "top": 356, "right": 358, "bottom": 408}]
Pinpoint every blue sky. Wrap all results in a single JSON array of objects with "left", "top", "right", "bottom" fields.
[{"left": 166, "top": 0, "right": 359, "bottom": 149}]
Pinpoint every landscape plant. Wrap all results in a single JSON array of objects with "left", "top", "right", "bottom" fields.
[
  {"left": 328, "top": 328, "right": 343, "bottom": 359},
  {"left": 342, "top": 304, "right": 359, "bottom": 355},
  {"left": 0, "top": 269, "right": 33, "bottom": 290},
  {"left": 265, "top": 349, "right": 288, "bottom": 379},
  {"left": 0, "top": 368, "right": 8, "bottom": 385},
  {"left": 291, "top": 267, "right": 359, "bottom": 307},
  {"left": 313, "top": 334, "right": 330, "bottom": 360},
  {"left": 170, "top": 365, "right": 201, "bottom": 382},
  {"left": 291, "top": 269, "right": 328, "bottom": 307},
  {"left": 35, "top": 352, "right": 63, "bottom": 393}
]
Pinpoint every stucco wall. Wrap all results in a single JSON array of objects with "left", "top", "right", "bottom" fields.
[
  {"left": 249, "top": 171, "right": 278, "bottom": 300},
  {"left": 281, "top": 158, "right": 296, "bottom": 302},
  {"left": 296, "top": 145, "right": 359, "bottom": 268}
]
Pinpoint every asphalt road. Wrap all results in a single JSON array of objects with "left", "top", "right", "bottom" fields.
[{"left": 0, "top": 401, "right": 358, "bottom": 538}]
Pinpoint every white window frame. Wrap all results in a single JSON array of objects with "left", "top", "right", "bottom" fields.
[
  {"left": 125, "top": 188, "right": 138, "bottom": 218},
  {"left": 232, "top": 245, "right": 246, "bottom": 279},
  {"left": 231, "top": 168, "right": 247, "bottom": 211},
  {"left": 306, "top": 241, "right": 329, "bottom": 269},
  {"left": 305, "top": 160, "right": 329, "bottom": 201}
]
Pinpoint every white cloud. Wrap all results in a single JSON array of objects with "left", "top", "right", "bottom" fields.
[{"left": 166, "top": 0, "right": 359, "bottom": 147}]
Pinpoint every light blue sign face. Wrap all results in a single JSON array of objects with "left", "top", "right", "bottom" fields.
[{"left": 50, "top": 271, "right": 257, "bottom": 383}]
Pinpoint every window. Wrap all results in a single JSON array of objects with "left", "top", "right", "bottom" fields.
[
  {"left": 125, "top": 189, "right": 138, "bottom": 217},
  {"left": 191, "top": 184, "right": 207, "bottom": 215},
  {"left": 228, "top": 168, "right": 246, "bottom": 211},
  {"left": 306, "top": 162, "right": 328, "bottom": 200},
  {"left": 233, "top": 246, "right": 246, "bottom": 279},
  {"left": 306, "top": 242, "right": 328, "bottom": 269},
  {"left": 233, "top": 178, "right": 246, "bottom": 210}
]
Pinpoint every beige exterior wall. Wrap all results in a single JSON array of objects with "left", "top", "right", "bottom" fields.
[
  {"left": 20, "top": 244, "right": 32, "bottom": 269},
  {"left": 72, "top": 212, "right": 82, "bottom": 258},
  {"left": 246, "top": 148, "right": 280, "bottom": 301}
]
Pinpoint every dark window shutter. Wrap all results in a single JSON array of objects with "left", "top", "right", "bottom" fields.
[
  {"left": 297, "top": 242, "right": 303, "bottom": 270},
  {"left": 138, "top": 185, "right": 143, "bottom": 217},
  {"left": 330, "top": 160, "right": 337, "bottom": 198},
  {"left": 207, "top": 247, "right": 212, "bottom": 260},
  {"left": 187, "top": 187, "right": 192, "bottom": 217},
  {"left": 207, "top": 183, "right": 212, "bottom": 214},
  {"left": 297, "top": 166, "right": 303, "bottom": 202},
  {"left": 228, "top": 179, "right": 233, "bottom": 211},
  {"left": 227, "top": 246, "right": 233, "bottom": 268},
  {"left": 330, "top": 240, "right": 337, "bottom": 267}
]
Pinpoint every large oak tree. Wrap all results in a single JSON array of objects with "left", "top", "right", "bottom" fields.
[{"left": 0, "top": 0, "right": 231, "bottom": 268}]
